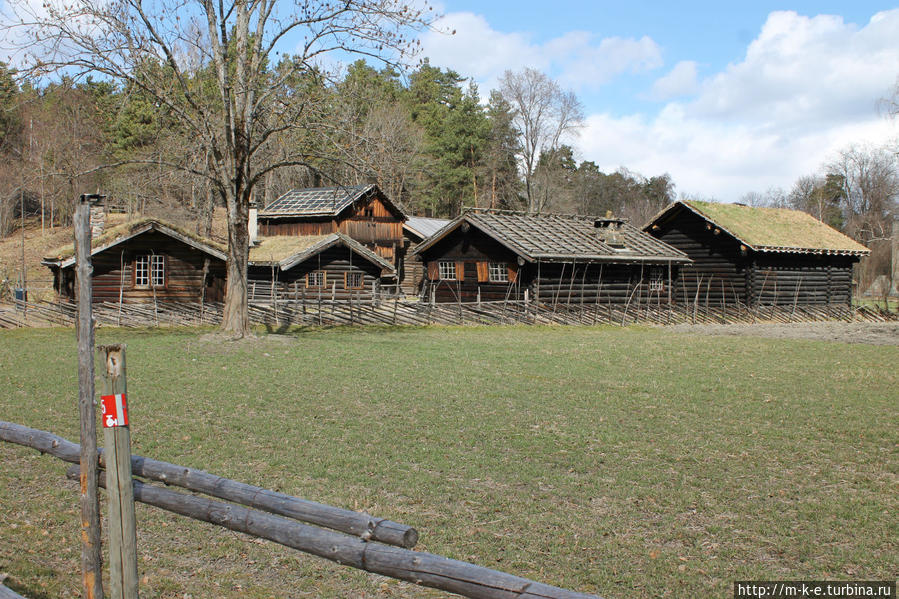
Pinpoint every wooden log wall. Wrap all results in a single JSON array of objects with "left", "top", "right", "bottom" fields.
[
  {"left": 427, "top": 260, "right": 521, "bottom": 303},
  {"left": 531, "top": 262, "right": 677, "bottom": 306},
  {"left": 419, "top": 226, "right": 522, "bottom": 303},
  {"left": 247, "top": 246, "right": 384, "bottom": 302},
  {"left": 259, "top": 197, "right": 404, "bottom": 249},
  {"left": 57, "top": 231, "right": 227, "bottom": 304},
  {"left": 397, "top": 242, "right": 424, "bottom": 297},
  {"left": 259, "top": 219, "right": 338, "bottom": 236},
  {"left": 650, "top": 215, "right": 748, "bottom": 305},
  {"left": 749, "top": 255, "right": 854, "bottom": 306}
]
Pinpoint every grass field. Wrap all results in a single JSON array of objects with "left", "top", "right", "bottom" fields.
[{"left": 1, "top": 325, "right": 896, "bottom": 599}]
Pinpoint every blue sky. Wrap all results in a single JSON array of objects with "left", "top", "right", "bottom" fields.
[
  {"left": 2, "top": 0, "right": 895, "bottom": 203},
  {"left": 418, "top": 1, "right": 899, "bottom": 201}
]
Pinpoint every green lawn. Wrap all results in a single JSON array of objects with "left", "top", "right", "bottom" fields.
[{"left": 1, "top": 325, "right": 896, "bottom": 599}]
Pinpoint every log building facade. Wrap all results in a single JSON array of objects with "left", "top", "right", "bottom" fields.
[
  {"left": 644, "top": 201, "right": 870, "bottom": 306},
  {"left": 43, "top": 222, "right": 393, "bottom": 304},
  {"left": 413, "top": 210, "right": 690, "bottom": 304},
  {"left": 257, "top": 185, "right": 406, "bottom": 267},
  {"left": 43, "top": 220, "right": 228, "bottom": 304}
]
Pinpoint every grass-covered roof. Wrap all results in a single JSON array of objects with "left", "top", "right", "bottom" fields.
[
  {"left": 670, "top": 201, "right": 869, "bottom": 255},
  {"left": 248, "top": 235, "right": 332, "bottom": 264},
  {"left": 43, "top": 219, "right": 394, "bottom": 273},
  {"left": 43, "top": 219, "right": 227, "bottom": 265}
]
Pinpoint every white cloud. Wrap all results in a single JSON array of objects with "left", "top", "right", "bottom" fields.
[
  {"left": 548, "top": 33, "right": 662, "bottom": 90},
  {"left": 419, "top": 12, "right": 546, "bottom": 92},
  {"left": 650, "top": 61, "right": 698, "bottom": 100},
  {"left": 419, "top": 12, "right": 662, "bottom": 93},
  {"left": 577, "top": 9, "right": 899, "bottom": 202}
]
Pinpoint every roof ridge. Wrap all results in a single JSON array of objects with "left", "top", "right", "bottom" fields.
[{"left": 465, "top": 207, "right": 625, "bottom": 221}]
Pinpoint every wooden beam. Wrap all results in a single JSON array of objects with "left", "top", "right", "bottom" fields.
[
  {"left": 74, "top": 195, "right": 104, "bottom": 599},
  {"left": 67, "top": 467, "right": 601, "bottom": 599},
  {"left": 0, "top": 421, "right": 417, "bottom": 548},
  {"left": 0, "top": 584, "right": 28, "bottom": 599},
  {"left": 99, "top": 344, "right": 139, "bottom": 599}
]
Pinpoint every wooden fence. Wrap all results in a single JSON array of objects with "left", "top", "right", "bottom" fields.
[
  {"left": 1, "top": 421, "right": 600, "bottom": 599},
  {"left": 1, "top": 296, "right": 896, "bottom": 329}
]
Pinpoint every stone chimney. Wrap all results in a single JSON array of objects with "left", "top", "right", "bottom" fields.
[
  {"left": 89, "top": 202, "right": 106, "bottom": 239},
  {"left": 248, "top": 201, "right": 258, "bottom": 246}
]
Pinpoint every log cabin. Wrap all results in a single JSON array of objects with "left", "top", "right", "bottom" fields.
[
  {"left": 42, "top": 219, "right": 228, "bottom": 304},
  {"left": 257, "top": 185, "right": 406, "bottom": 272},
  {"left": 643, "top": 200, "right": 870, "bottom": 306},
  {"left": 42, "top": 220, "right": 394, "bottom": 304},
  {"left": 400, "top": 216, "right": 451, "bottom": 296},
  {"left": 412, "top": 209, "right": 690, "bottom": 304},
  {"left": 247, "top": 232, "right": 395, "bottom": 302}
]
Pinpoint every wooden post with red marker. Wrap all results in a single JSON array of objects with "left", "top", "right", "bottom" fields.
[{"left": 100, "top": 344, "right": 139, "bottom": 599}]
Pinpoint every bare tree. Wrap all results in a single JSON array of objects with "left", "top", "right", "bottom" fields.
[
  {"left": 498, "top": 68, "right": 583, "bottom": 213},
  {"left": 739, "top": 187, "right": 787, "bottom": 209},
  {"left": 827, "top": 144, "right": 898, "bottom": 242},
  {"left": 3, "top": 0, "right": 434, "bottom": 335},
  {"left": 787, "top": 174, "right": 845, "bottom": 228},
  {"left": 826, "top": 143, "right": 899, "bottom": 293}
]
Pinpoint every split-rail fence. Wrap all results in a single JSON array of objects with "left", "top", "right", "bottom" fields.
[
  {"left": 1, "top": 421, "right": 600, "bottom": 599},
  {"left": 1, "top": 296, "right": 896, "bottom": 329}
]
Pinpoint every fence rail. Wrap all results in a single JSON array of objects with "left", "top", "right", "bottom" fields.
[
  {"left": 2, "top": 421, "right": 601, "bottom": 599},
  {"left": 0, "top": 297, "right": 896, "bottom": 330}
]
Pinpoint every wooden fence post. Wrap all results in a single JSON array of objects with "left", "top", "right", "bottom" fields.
[
  {"left": 75, "top": 194, "right": 104, "bottom": 599},
  {"left": 99, "top": 344, "right": 139, "bottom": 599}
]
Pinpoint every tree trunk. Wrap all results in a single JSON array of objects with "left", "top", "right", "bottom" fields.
[{"left": 221, "top": 193, "right": 250, "bottom": 336}]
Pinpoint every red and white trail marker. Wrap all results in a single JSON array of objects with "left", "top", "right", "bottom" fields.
[{"left": 100, "top": 393, "right": 129, "bottom": 428}]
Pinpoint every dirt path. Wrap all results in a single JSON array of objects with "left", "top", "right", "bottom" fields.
[{"left": 668, "top": 321, "right": 899, "bottom": 345}]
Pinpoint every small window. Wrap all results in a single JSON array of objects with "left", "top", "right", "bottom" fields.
[
  {"left": 135, "top": 255, "right": 164, "bottom": 287},
  {"left": 488, "top": 262, "right": 509, "bottom": 282},
  {"left": 345, "top": 272, "right": 363, "bottom": 289},
  {"left": 438, "top": 261, "right": 457, "bottom": 280},
  {"left": 306, "top": 270, "right": 326, "bottom": 288},
  {"left": 649, "top": 267, "right": 664, "bottom": 292}
]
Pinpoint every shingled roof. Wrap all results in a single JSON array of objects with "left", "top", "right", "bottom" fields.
[
  {"left": 404, "top": 216, "right": 451, "bottom": 240},
  {"left": 260, "top": 184, "right": 406, "bottom": 219},
  {"left": 413, "top": 210, "right": 690, "bottom": 263},
  {"left": 646, "top": 200, "right": 870, "bottom": 256}
]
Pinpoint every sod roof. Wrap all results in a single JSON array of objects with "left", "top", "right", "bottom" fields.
[
  {"left": 42, "top": 219, "right": 227, "bottom": 267},
  {"left": 42, "top": 220, "right": 394, "bottom": 273},
  {"left": 249, "top": 233, "right": 394, "bottom": 272},
  {"left": 647, "top": 201, "right": 870, "bottom": 256}
]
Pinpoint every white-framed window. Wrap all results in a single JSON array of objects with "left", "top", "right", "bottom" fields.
[
  {"left": 135, "top": 255, "right": 164, "bottom": 287},
  {"left": 488, "top": 262, "right": 508, "bottom": 282},
  {"left": 438, "top": 261, "right": 457, "bottom": 280},
  {"left": 306, "top": 270, "right": 326, "bottom": 288},
  {"left": 649, "top": 267, "right": 665, "bottom": 292},
  {"left": 345, "top": 272, "right": 363, "bottom": 289}
]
